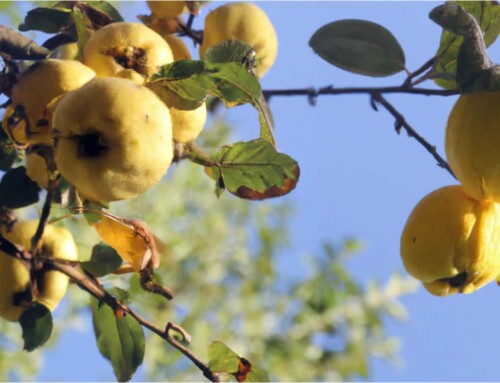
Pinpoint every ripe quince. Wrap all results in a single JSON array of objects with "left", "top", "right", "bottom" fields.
[
  {"left": 26, "top": 149, "right": 49, "bottom": 189},
  {"left": 199, "top": 2, "right": 278, "bottom": 78},
  {"left": 164, "top": 34, "right": 191, "bottom": 61},
  {"left": 83, "top": 22, "right": 174, "bottom": 78},
  {"left": 0, "top": 220, "right": 78, "bottom": 322},
  {"left": 53, "top": 77, "right": 173, "bottom": 203},
  {"left": 147, "top": 1, "right": 188, "bottom": 19},
  {"left": 446, "top": 91, "right": 500, "bottom": 202},
  {"left": 151, "top": 86, "right": 206, "bottom": 143},
  {"left": 49, "top": 43, "right": 79, "bottom": 60},
  {"left": 2, "top": 105, "right": 29, "bottom": 146},
  {"left": 10, "top": 59, "right": 95, "bottom": 146},
  {"left": 400, "top": 185, "right": 500, "bottom": 296}
]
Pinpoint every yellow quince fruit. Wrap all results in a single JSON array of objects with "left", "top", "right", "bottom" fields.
[
  {"left": 400, "top": 185, "right": 500, "bottom": 296},
  {"left": 83, "top": 22, "right": 174, "bottom": 78},
  {"left": 445, "top": 91, "right": 500, "bottom": 202},
  {"left": 164, "top": 34, "right": 191, "bottom": 61},
  {"left": 10, "top": 59, "right": 95, "bottom": 146},
  {"left": 53, "top": 77, "right": 173, "bottom": 203},
  {"left": 151, "top": 86, "right": 206, "bottom": 143},
  {"left": 2, "top": 105, "right": 29, "bottom": 146},
  {"left": 147, "top": 1, "right": 188, "bottom": 19},
  {"left": 0, "top": 220, "right": 78, "bottom": 322},
  {"left": 199, "top": 2, "right": 278, "bottom": 78},
  {"left": 49, "top": 42, "right": 79, "bottom": 60},
  {"left": 26, "top": 149, "right": 50, "bottom": 189}
]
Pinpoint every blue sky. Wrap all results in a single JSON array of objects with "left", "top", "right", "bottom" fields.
[{"left": 4, "top": 1, "right": 500, "bottom": 381}]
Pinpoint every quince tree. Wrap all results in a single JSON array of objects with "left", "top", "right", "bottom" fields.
[{"left": 1, "top": 0, "right": 497, "bottom": 381}]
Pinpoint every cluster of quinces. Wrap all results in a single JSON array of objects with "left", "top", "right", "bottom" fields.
[{"left": 0, "top": 1, "right": 277, "bottom": 322}]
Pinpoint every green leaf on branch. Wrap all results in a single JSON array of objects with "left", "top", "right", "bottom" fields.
[
  {"left": 0, "top": 25, "right": 50, "bottom": 60},
  {"left": 92, "top": 298, "right": 145, "bottom": 382},
  {"left": 432, "top": 1, "right": 500, "bottom": 89},
  {"left": 150, "top": 60, "right": 275, "bottom": 145},
  {"left": 309, "top": 19, "right": 406, "bottom": 77},
  {"left": 82, "top": 243, "right": 123, "bottom": 277},
  {"left": 204, "top": 39, "right": 255, "bottom": 65},
  {"left": 206, "top": 139, "right": 300, "bottom": 200},
  {"left": 0, "top": 166, "right": 40, "bottom": 209},
  {"left": 72, "top": 7, "right": 93, "bottom": 56},
  {"left": 19, "top": 7, "right": 73, "bottom": 34},
  {"left": 90, "top": 1, "right": 124, "bottom": 23},
  {"left": 208, "top": 341, "right": 270, "bottom": 382},
  {"left": 20, "top": 303, "right": 53, "bottom": 352}
]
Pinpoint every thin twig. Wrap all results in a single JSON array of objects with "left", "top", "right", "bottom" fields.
[
  {"left": 263, "top": 85, "right": 458, "bottom": 99},
  {"left": 371, "top": 93, "right": 456, "bottom": 178},
  {"left": 30, "top": 148, "right": 57, "bottom": 253},
  {"left": 263, "top": 84, "right": 456, "bottom": 179},
  {"left": 403, "top": 57, "right": 436, "bottom": 87},
  {"left": 43, "top": 256, "right": 220, "bottom": 382},
  {"left": 177, "top": 21, "right": 203, "bottom": 45}
]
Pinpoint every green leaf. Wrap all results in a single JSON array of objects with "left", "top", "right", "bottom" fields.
[
  {"left": 204, "top": 39, "right": 255, "bottom": 65},
  {"left": 208, "top": 341, "right": 241, "bottom": 373},
  {"left": 432, "top": 1, "right": 500, "bottom": 89},
  {"left": 208, "top": 341, "right": 271, "bottom": 382},
  {"left": 245, "top": 362, "right": 271, "bottom": 383},
  {"left": 92, "top": 299, "right": 145, "bottom": 382},
  {"left": 150, "top": 61, "right": 215, "bottom": 103},
  {"left": 19, "top": 7, "right": 73, "bottom": 34},
  {"left": 19, "top": 303, "right": 53, "bottom": 352},
  {"left": 207, "top": 61, "right": 261, "bottom": 106},
  {"left": 0, "top": 166, "right": 40, "bottom": 209},
  {"left": 87, "top": 1, "right": 124, "bottom": 23},
  {"left": 0, "top": 25, "right": 50, "bottom": 60},
  {"left": 72, "top": 7, "right": 93, "bottom": 57},
  {"left": 309, "top": 19, "right": 406, "bottom": 77},
  {"left": 151, "top": 61, "right": 275, "bottom": 145},
  {"left": 82, "top": 243, "right": 123, "bottom": 277},
  {"left": 207, "top": 139, "right": 300, "bottom": 200}
]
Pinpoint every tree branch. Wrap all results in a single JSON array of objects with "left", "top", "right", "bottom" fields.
[
  {"left": 263, "top": 85, "right": 458, "bottom": 99},
  {"left": 263, "top": 84, "right": 456, "bottom": 178},
  {"left": 30, "top": 146, "right": 57, "bottom": 253},
  {"left": 371, "top": 93, "right": 455, "bottom": 178},
  {"left": 46, "top": 259, "right": 220, "bottom": 382}
]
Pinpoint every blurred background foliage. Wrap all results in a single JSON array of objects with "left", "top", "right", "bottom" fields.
[{"left": 0, "top": 1, "right": 417, "bottom": 381}]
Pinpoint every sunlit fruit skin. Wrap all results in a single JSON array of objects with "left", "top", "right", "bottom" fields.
[
  {"left": 147, "top": 1, "right": 188, "bottom": 19},
  {"left": 445, "top": 92, "right": 500, "bottom": 202},
  {"left": 199, "top": 2, "right": 278, "bottom": 78},
  {"left": 53, "top": 77, "right": 173, "bottom": 203},
  {"left": 152, "top": 87, "right": 206, "bottom": 143},
  {"left": 164, "top": 34, "right": 191, "bottom": 61},
  {"left": 2, "top": 105, "right": 29, "bottom": 145},
  {"left": 0, "top": 251, "right": 30, "bottom": 322},
  {"left": 10, "top": 59, "right": 96, "bottom": 146},
  {"left": 26, "top": 150, "right": 49, "bottom": 189},
  {"left": 400, "top": 185, "right": 500, "bottom": 297},
  {"left": 49, "top": 42, "right": 79, "bottom": 60},
  {"left": 0, "top": 220, "right": 78, "bottom": 322},
  {"left": 83, "top": 22, "right": 174, "bottom": 78}
]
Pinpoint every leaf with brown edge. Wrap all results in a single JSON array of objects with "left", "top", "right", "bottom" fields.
[
  {"left": 235, "top": 165, "right": 300, "bottom": 200},
  {"left": 93, "top": 212, "right": 159, "bottom": 272},
  {"left": 208, "top": 341, "right": 270, "bottom": 382},
  {"left": 208, "top": 139, "right": 300, "bottom": 200}
]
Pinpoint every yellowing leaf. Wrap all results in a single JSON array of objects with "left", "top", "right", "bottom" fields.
[{"left": 93, "top": 214, "right": 158, "bottom": 272}]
